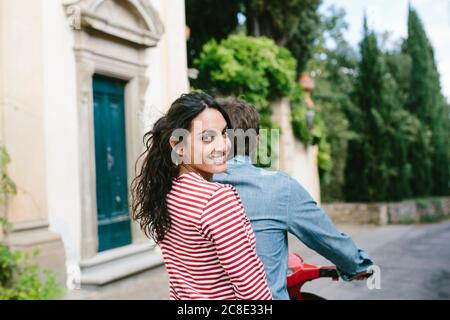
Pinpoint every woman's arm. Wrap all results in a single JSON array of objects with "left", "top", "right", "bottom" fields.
[{"left": 200, "top": 185, "right": 272, "bottom": 300}]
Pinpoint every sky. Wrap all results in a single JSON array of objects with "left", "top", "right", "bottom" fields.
[{"left": 323, "top": 0, "right": 450, "bottom": 100}]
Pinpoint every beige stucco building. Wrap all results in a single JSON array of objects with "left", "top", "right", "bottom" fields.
[
  {"left": 0, "top": 0, "right": 320, "bottom": 295},
  {"left": 0, "top": 0, "right": 189, "bottom": 289}
]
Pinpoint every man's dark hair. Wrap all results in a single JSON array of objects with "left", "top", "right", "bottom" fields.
[{"left": 217, "top": 97, "right": 260, "bottom": 157}]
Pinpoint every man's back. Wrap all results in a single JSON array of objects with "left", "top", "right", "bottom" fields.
[
  {"left": 215, "top": 156, "right": 292, "bottom": 299},
  {"left": 214, "top": 155, "right": 373, "bottom": 299}
]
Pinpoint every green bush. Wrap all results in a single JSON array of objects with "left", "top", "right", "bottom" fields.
[
  {"left": 194, "top": 34, "right": 297, "bottom": 126},
  {"left": 194, "top": 34, "right": 331, "bottom": 173},
  {"left": 0, "top": 242, "right": 65, "bottom": 300},
  {"left": 1, "top": 144, "right": 64, "bottom": 300}
]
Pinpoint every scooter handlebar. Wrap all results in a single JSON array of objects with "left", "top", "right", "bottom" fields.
[{"left": 319, "top": 267, "right": 339, "bottom": 278}]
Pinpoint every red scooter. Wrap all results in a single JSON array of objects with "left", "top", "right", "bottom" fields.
[{"left": 287, "top": 252, "right": 339, "bottom": 300}]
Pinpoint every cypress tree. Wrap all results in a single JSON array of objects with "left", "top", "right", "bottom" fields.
[
  {"left": 345, "top": 16, "right": 389, "bottom": 201},
  {"left": 345, "top": 16, "right": 419, "bottom": 202},
  {"left": 404, "top": 6, "right": 449, "bottom": 196}
]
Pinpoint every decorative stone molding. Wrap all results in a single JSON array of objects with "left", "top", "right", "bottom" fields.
[
  {"left": 62, "top": 0, "right": 164, "bottom": 47},
  {"left": 74, "top": 53, "right": 152, "bottom": 259},
  {"left": 62, "top": 0, "right": 160, "bottom": 259}
]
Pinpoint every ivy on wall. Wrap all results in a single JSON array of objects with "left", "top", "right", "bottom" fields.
[{"left": 0, "top": 145, "right": 16, "bottom": 205}]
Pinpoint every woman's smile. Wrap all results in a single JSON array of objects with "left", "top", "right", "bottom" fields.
[{"left": 207, "top": 151, "right": 227, "bottom": 165}]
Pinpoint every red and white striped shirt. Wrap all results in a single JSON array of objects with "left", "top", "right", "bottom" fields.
[{"left": 159, "top": 171, "right": 272, "bottom": 300}]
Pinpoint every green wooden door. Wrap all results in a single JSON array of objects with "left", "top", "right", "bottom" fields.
[{"left": 93, "top": 74, "right": 131, "bottom": 252}]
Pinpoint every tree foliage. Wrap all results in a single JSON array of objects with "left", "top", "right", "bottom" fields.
[
  {"left": 193, "top": 34, "right": 297, "bottom": 122},
  {"left": 186, "top": 0, "right": 323, "bottom": 72},
  {"left": 343, "top": 16, "right": 424, "bottom": 202},
  {"left": 244, "top": 0, "right": 322, "bottom": 72},
  {"left": 193, "top": 34, "right": 331, "bottom": 173},
  {"left": 188, "top": 2, "right": 449, "bottom": 202},
  {"left": 404, "top": 7, "right": 449, "bottom": 196},
  {"left": 306, "top": 6, "right": 357, "bottom": 201}
]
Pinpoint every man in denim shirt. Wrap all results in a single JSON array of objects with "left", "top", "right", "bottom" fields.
[{"left": 214, "top": 98, "right": 374, "bottom": 300}]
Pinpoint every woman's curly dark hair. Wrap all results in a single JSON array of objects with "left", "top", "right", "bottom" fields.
[{"left": 130, "top": 92, "right": 232, "bottom": 243}]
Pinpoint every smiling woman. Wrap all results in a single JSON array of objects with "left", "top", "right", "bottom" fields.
[
  {"left": 171, "top": 105, "right": 231, "bottom": 180},
  {"left": 130, "top": 92, "right": 272, "bottom": 300}
]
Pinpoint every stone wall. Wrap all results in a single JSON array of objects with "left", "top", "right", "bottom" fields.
[{"left": 322, "top": 197, "right": 450, "bottom": 225}]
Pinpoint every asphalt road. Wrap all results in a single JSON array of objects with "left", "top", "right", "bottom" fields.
[{"left": 293, "top": 219, "right": 450, "bottom": 299}]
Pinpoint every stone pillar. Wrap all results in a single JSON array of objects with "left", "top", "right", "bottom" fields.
[
  {"left": 0, "top": 0, "right": 66, "bottom": 284},
  {"left": 298, "top": 73, "right": 321, "bottom": 204},
  {"left": 270, "top": 73, "right": 321, "bottom": 204}
]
